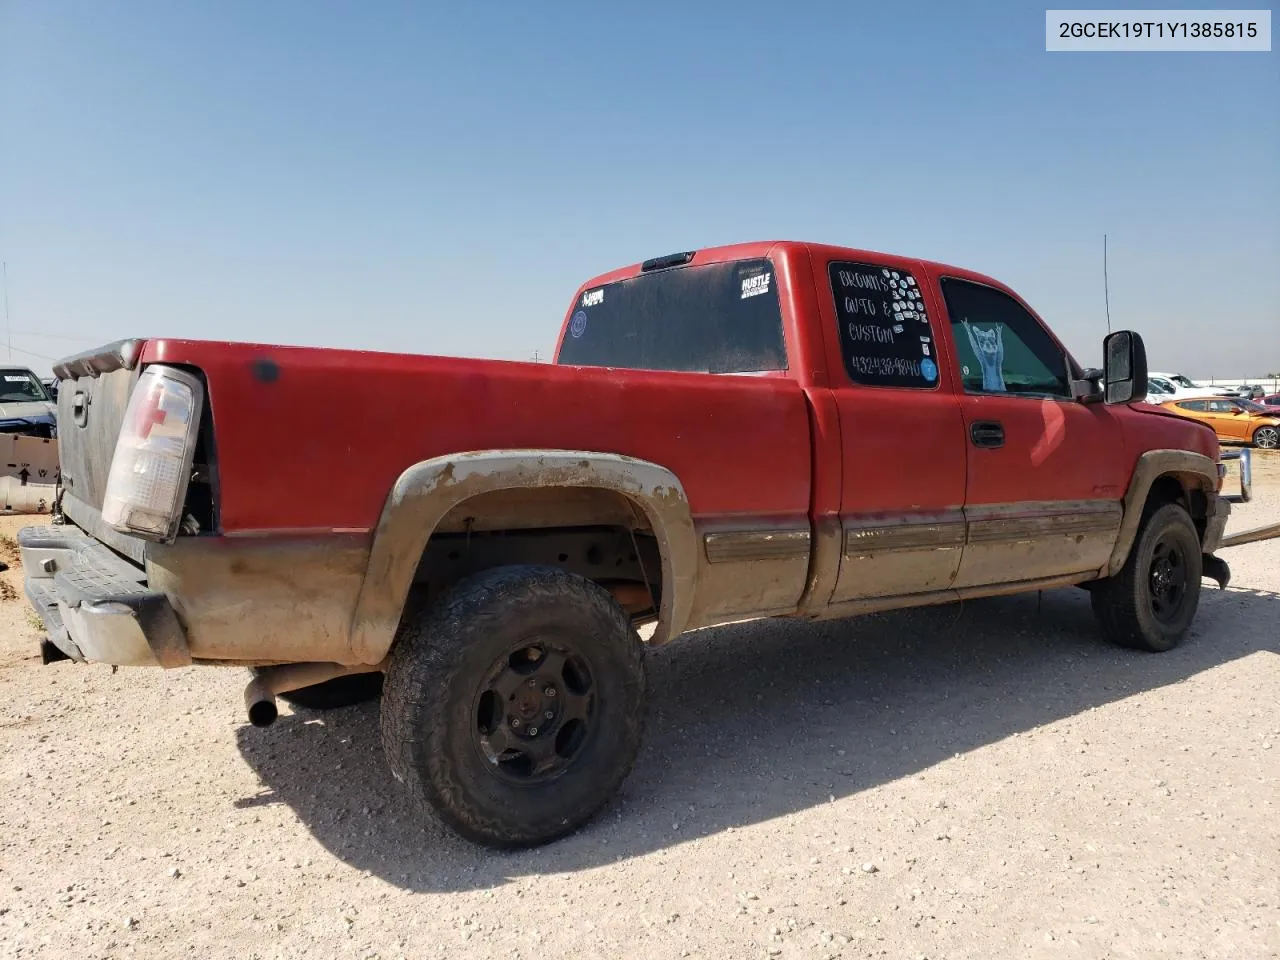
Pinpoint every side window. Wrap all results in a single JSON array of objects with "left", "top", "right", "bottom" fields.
[
  {"left": 828, "top": 261, "right": 939, "bottom": 389},
  {"left": 1148, "top": 376, "right": 1175, "bottom": 394},
  {"left": 939, "top": 278, "right": 1071, "bottom": 399},
  {"left": 1181, "top": 400, "right": 1208, "bottom": 412},
  {"left": 1207, "top": 399, "right": 1237, "bottom": 414}
]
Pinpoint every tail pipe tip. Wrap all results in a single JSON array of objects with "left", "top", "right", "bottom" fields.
[{"left": 244, "top": 677, "right": 278, "bottom": 728}]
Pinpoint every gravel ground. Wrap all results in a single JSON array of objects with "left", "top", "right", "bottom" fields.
[{"left": 1, "top": 456, "right": 1277, "bottom": 960}]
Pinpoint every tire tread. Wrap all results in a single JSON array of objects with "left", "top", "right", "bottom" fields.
[{"left": 380, "top": 565, "right": 646, "bottom": 847}]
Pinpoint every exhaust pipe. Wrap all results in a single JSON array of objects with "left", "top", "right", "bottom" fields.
[
  {"left": 244, "top": 676, "right": 278, "bottom": 728},
  {"left": 241, "top": 659, "right": 387, "bottom": 727}
]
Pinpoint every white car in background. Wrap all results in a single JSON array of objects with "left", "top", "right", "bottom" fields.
[{"left": 1146, "top": 372, "right": 1234, "bottom": 402}]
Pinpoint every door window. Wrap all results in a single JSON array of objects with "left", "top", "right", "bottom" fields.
[
  {"left": 939, "top": 278, "right": 1071, "bottom": 399},
  {"left": 1206, "top": 399, "right": 1240, "bottom": 414},
  {"left": 1178, "top": 399, "right": 1209, "bottom": 412}
]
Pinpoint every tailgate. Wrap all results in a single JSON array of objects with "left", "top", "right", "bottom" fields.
[{"left": 52, "top": 340, "right": 146, "bottom": 560}]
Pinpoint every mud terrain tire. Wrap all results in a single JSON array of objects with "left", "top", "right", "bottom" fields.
[{"left": 381, "top": 565, "right": 646, "bottom": 848}]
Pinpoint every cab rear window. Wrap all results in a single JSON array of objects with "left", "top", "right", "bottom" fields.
[{"left": 555, "top": 258, "right": 787, "bottom": 374}]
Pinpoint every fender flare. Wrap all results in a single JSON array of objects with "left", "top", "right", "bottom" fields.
[
  {"left": 348, "top": 450, "right": 698, "bottom": 663},
  {"left": 1105, "top": 449, "right": 1219, "bottom": 576}
]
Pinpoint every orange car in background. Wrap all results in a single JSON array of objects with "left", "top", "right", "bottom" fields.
[{"left": 1160, "top": 396, "right": 1280, "bottom": 449}]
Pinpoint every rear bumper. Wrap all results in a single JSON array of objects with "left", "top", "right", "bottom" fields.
[{"left": 19, "top": 524, "right": 190, "bottom": 668}]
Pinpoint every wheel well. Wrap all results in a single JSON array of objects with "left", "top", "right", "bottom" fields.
[
  {"left": 1145, "top": 473, "right": 1209, "bottom": 543},
  {"left": 408, "top": 487, "right": 664, "bottom": 624}
]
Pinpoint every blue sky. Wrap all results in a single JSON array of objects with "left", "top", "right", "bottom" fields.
[{"left": 2, "top": 1, "right": 1276, "bottom": 377}]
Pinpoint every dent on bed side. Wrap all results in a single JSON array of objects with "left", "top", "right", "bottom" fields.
[
  {"left": 348, "top": 450, "right": 699, "bottom": 664},
  {"left": 1105, "top": 449, "right": 1219, "bottom": 577}
]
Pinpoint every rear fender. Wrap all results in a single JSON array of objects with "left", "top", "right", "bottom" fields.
[{"left": 348, "top": 450, "right": 698, "bottom": 663}]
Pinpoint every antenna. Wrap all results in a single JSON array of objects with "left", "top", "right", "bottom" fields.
[
  {"left": 1103, "top": 234, "right": 1112, "bottom": 334},
  {"left": 3, "top": 261, "right": 10, "bottom": 360}
]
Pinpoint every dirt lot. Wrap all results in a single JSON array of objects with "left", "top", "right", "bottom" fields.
[{"left": 1, "top": 458, "right": 1277, "bottom": 960}]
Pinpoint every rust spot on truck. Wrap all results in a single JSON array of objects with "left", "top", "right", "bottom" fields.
[{"left": 251, "top": 359, "right": 280, "bottom": 384}]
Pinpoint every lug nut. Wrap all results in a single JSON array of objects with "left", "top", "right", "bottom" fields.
[
  {"left": 545, "top": 687, "right": 556, "bottom": 697},
  {"left": 529, "top": 727, "right": 538, "bottom": 736},
  {"left": 544, "top": 710, "right": 554, "bottom": 719},
  {"left": 510, "top": 718, "right": 521, "bottom": 728}
]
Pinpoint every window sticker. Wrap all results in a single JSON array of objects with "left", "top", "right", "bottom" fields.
[
  {"left": 741, "top": 273, "right": 772, "bottom": 299},
  {"left": 962, "top": 320, "right": 1006, "bottom": 392}
]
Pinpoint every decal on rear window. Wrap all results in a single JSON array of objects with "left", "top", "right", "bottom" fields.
[{"left": 741, "top": 272, "right": 771, "bottom": 299}]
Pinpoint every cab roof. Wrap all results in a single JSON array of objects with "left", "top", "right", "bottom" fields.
[{"left": 574, "top": 240, "right": 1010, "bottom": 294}]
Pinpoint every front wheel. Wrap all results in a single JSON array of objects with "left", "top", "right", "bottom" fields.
[
  {"left": 1090, "top": 502, "right": 1202, "bottom": 652},
  {"left": 1252, "top": 425, "right": 1279, "bottom": 450},
  {"left": 380, "top": 565, "right": 647, "bottom": 848}
]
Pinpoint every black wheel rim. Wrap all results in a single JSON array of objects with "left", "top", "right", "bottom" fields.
[
  {"left": 1148, "top": 535, "right": 1189, "bottom": 624},
  {"left": 1256, "top": 428, "right": 1279, "bottom": 449},
  {"left": 471, "top": 640, "right": 596, "bottom": 783}
]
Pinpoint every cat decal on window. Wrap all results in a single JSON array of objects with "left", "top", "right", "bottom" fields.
[{"left": 963, "top": 319, "right": 1006, "bottom": 392}]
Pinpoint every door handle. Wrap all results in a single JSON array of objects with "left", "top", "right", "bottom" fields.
[{"left": 970, "top": 420, "right": 1005, "bottom": 448}]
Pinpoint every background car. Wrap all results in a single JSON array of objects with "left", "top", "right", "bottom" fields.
[
  {"left": 1146, "top": 371, "right": 1233, "bottom": 401},
  {"left": 1160, "top": 396, "right": 1280, "bottom": 449},
  {"left": 1262, "top": 393, "right": 1280, "bottom": 408},
  {"left": 1231, "top": 383, "right": 1266, "bottom": 400},
  {"left": 0, "top": 365, "right": 59, "bottom": 438}
]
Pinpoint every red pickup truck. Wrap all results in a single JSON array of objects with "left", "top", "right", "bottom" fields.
[{"left": 22, "top": 240, "right": 1240, "bottom": 847}]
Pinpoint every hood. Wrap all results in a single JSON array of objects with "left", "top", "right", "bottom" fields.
[
  {"left": 1126, "top": 400, "right": 1220, "bottom": 460},
  {"left": 0, "top": 400, "right": 56, "bottom": 420},
  {"left": 1129, "top": 400, "right": 1188, "bottom": 420}
]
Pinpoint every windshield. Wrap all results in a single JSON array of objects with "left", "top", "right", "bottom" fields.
[
  {"left": 0, "top": 370, "right": 51, "bottom": 404},
  {"left": 556, "top": 258, "right": 787, "bottom": 374},
  {"left": 1169, "top": 374, "right": 1202, "bottom": 388}
]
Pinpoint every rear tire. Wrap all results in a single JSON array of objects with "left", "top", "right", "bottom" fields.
[
  {"left": 1252, "top": 425, "right": 1279, "bottom": 450},
  {"left": 380, "top": 565, "right": 647, "bottom": 848},
  {"left": 1090, "top": 502, "right": 1202, "bottom": 652}
]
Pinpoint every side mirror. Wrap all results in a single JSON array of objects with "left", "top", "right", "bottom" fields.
[
  {"left": 1102, "top": 330, "right": 1148, "bottom": 404},
  {"left": 1070, "top": 367, "right": 1105, "bottom": 402}
]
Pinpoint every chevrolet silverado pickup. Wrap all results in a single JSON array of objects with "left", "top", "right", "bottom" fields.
[{"left": 21, "top": 240, "right": 1253, "bottom": 847}]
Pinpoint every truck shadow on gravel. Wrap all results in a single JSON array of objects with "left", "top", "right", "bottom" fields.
[{"left": 234, "top": 583, "right": 1279, "bottom": 893}]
